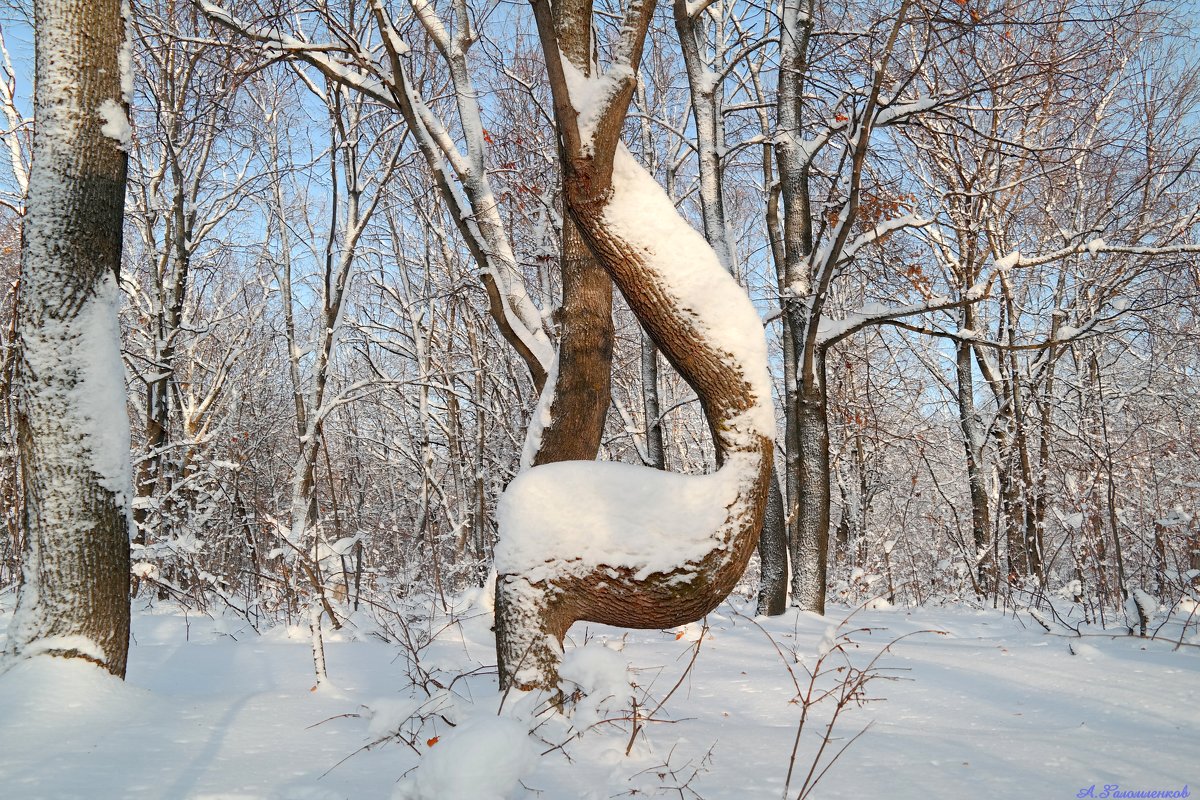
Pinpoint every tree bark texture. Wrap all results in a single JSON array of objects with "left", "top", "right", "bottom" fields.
[
  {"left": 756, "top": 472, "right": 788, "bottom": 615},
  {"left": 788, "top": 361, "right": 830, "bottom": 613},
  {"left": 529, "top": 216, "right": 613, "bottom": 466},
  {"left": 7, "top": 0, "right": 133, "bottom": 678}
]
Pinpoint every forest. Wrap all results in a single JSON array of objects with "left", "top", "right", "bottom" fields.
[{"left": 0, "top": 0, "right": 1197, "bottom": 796}]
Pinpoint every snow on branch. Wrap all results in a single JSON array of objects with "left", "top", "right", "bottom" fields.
[
  {"left": 994, "top": 239, "right": 1200, "bottom": 270},
  {"left": 836, "top": 212, "right": 931, "bottom": 266}
]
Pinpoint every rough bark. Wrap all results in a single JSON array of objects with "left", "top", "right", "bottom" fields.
[
  {"left": 775, "top": 0, "right": 824, "bottom": 613},
  {"left": 756, "top": 473, "right": 788, "bottom": 615},
  {"left": 788, "top": 360, "right": 830, "bottom": 613},
  {"left": 529, "top": 214, "right": 613, "bottom": 466},
  {"left": 6, "top": 0, "right": 133, "bottom": 677}
]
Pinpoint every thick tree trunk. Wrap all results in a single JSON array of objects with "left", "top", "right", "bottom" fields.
[
  {"left": 6, "top": 0, "right": 133, "bottom": 677},
  {"left": 519, "top": 1, "right": 612, "bottom": 469}
]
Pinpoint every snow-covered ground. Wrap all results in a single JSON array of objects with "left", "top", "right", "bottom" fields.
[{"left": 0, "top": 589, "right": 1195, "bottom": 799}]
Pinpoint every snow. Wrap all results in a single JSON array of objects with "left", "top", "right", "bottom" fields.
[
  {"left": 119, "top": 0, "right": 134, "bottom": 102},
  {"left": 18, "top": 634, "right": 107, "bottom": 663},
  {"left": 994, "top": 249, "right": 1021, "bottom": 270},
  {"left": 494, "top": 457, "right": 743, "bottom": 583},
  {"left": 19, "top": 269, "right": 134, "bottom": 505},
  {"left": 519, "top": 355, "right": 559, "bottom": 470},
  {"left": 75, "top": 271, "right": 135, "bottom": 499},
  {"left": 560, "top": 60, "right": 632, "bottom": 155},
  {"left": 98, "top": 99, "right": 131, "bottom": 149},
  {"left": 1057, "top": 324, "right": 1081, "bottom": 340},
  {"left": 558, "top": 642, "right": 633, "bottom": 731},
  {"left": 2, "top": 596, "right": 1195, "bottom": 799},
  {"left": 397, "top": 716, "right": 539, "bottom": 800}
]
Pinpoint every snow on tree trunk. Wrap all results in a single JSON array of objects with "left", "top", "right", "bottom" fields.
[{"left": 5, "top": 0, "right": 133, "bottom": 677}]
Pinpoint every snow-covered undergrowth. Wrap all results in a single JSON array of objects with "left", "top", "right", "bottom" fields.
[{"left": 0, "top": 588, "right": 1196, "bottom": 799}]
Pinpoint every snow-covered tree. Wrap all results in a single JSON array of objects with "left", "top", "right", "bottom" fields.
[{"left": 493, "top": 0, "right": 774, "bottom": 692}]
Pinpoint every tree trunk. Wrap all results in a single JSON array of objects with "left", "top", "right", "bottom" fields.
[
  {"left": 789, "top": 356, "right": 830, "bottom": 613},
  {"left": 640, "top": 332, "right": 666, "bottom": 470},
  {"left": 955, "top": 336, "right": 992, "bottom": 593},
  {"left": 756, "top": 473, "right": 788, "bottom": 615},
  {"left": 527, "top": 216, "right": 613, "bottom": 466},
  {"left": 6, "top": 0, "right": 132, "bottom": 678}
]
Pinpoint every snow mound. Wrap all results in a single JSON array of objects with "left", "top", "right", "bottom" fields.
[
  {"left": 560, "top": 642, "right": 633, "bottom": 731},
  {"left": 395, "top": 715, "right": 538, "bottom": 800}
]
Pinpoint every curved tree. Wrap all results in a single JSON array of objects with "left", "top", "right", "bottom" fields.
[{"left": 493, "top": 0, "right": 774, "bottom": 691}]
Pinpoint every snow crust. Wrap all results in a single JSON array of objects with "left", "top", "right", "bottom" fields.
[{"left": 494, "top": 457, "right": 744, "bottom": 582}]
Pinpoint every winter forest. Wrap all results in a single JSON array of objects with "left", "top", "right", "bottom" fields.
[{"left": 0, "top": 0, "right": 1197, "bottom": 795}]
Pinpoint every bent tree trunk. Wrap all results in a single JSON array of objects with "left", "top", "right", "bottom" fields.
[
  {"left": 494, "top": 0, "right": 773, "bottom": 692},
  {"left": 6, "top": 0, "right": 133, "bottom": 677}
]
